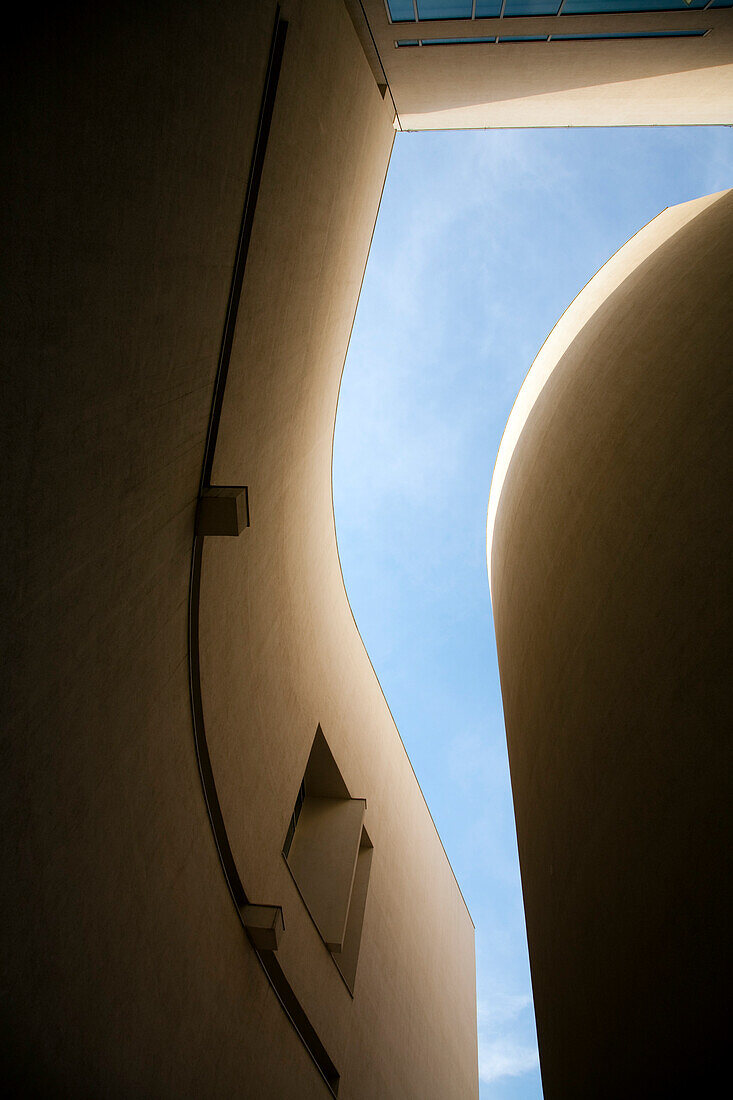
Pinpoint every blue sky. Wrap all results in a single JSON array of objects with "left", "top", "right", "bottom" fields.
[{"left": 332, "top": 126, "right": 732, "bottom": 1099}]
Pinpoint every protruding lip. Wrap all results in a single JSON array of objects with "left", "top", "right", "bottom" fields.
[{"left": 485, "top": 187, "right": 728, "bottom": 599}]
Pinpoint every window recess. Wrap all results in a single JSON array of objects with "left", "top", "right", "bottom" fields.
[
  {"left": 284, "top": 728, "right": 373, "bottom": 992},
  {"left": 333, "top": 828, "right": 373, "bottom": 992}
]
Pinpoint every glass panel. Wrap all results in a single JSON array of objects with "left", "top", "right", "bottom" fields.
[
  {"left": 563, "top": 1, "right": 708, "bottom": 13},
  {"left": 423, "top": 35, "right": 497, "bottom": 41},
  {"left": 504, "top": 0, "right": 562, "bottom": 14},
  {"left": 475, "top": 0, "right": 503, "bottom": 14},
  {"left": 416, "top": 0, "right": 474, "bottom": 17},
  {"left": 386, "top": 0, "right": 417, "bottom": 21},
  {"left": 552, "top": 28, "right": 708, "bottom": 36},
  {"left": 710, "top": 0, "right": 733, "bottom": 7}
]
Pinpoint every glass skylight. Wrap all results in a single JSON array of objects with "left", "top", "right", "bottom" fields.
[
  {"left": 386, "top": 0, "right": 720, "bottom": 17},
  {"left": 504, "top": 1, "right": 561, "bottom": 13},
  {"left": 387, "top": 0, "right": 417, "bottom": 21},
  {"left": 423, "top": 35, "right": 497, "bottom": 42},
  {"left": 563, "top": 1, "right": 709, "bottom": 12},
  {"left": 396, "top": 28, "right": 708, "bottom": 45},
  {"left": 553, "top": 27, "right": 709, "bottom": 35},
  {"left": 416, "top": 0, "right": 473, "bottom": 17}
]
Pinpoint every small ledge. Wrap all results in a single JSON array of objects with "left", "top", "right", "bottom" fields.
[{"left": 195, "top": 486, "right": 249, "bottom": 536}]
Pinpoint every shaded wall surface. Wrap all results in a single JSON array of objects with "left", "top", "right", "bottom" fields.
[
  {"left": 490, "top": 190, "right": 732, "bottom": 1099},
  {"left": 1, "top": 2, "right": 478, "bottom": 1096}
]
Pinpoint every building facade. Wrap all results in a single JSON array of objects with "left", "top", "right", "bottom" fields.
[
  {"left": 488, "top": 188, "right": 732, "bottom": 1097},
  {"left": 2, "top": 1, "right": 731, "bottom": 1096}
]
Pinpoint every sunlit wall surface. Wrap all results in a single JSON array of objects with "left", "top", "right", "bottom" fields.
[{"left": 333, "top": 126, "right": 733, "bottom": 1100}]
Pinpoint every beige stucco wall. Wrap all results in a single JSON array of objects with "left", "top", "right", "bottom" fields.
[
  {"left": 1, "top": 1, "right": 478, "bottom": 1096},
  {"left": 201, "top": 2, "right": 478, "bottom": 1093},
  {"left": 358, "top": 2, "right": 733, "bottom": 129},
  {"left": 489, "top": 189, "right": 732, "bottom": 1098}
]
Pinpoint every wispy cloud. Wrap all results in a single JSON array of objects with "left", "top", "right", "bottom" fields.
[
  {"left": 479, "top": 1036, "right": 540, "bottom": 1085},
  {"left": 477, "top": 994, "right": 540, "bottom": 1085},
  {"left": 478, "top": 991, "right": 532, "bottom": 1029}
]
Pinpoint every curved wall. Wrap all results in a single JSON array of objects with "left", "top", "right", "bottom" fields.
[
  {"left": 489, "top": 189, "right": 732, "bottom": 1097},
  {"left": 1, "top": 1, "right": 478, "bottom": 1096}
]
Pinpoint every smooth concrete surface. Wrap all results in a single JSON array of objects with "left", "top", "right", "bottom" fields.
[
  {"left": 11, "top": 0, "right": 727, "bottom": 1095},
  {"left": 487, "top": 188, "right": 726, "bottom": 574},
  {"left": 336, "top": 835, "right": 374, "bottom": 992},
  {"left": 199, "top": 2, "right": 479, "bottom": 1093},
  {"left": 288, "top": 797, "right": 366, "bottom": 952},
  {"left": 2, "top": 1, "right": 478, "bottom": 1096},
  {"left": 358, "top": 4, "right": 733, "bottom": 128},
  {"left": 489, "top": 189, "right": 732, "bottom": 1098}
]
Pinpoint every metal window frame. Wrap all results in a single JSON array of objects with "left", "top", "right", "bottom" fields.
[{"left": 384, "top": 0, "right": 715, "bottom": 20}]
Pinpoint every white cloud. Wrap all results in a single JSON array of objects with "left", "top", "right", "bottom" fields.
[
  {"left": 478, "top": 992, "right": 532, "bottom": 1029},
  {"left": 477, "top": 992, "right": 540, "bottom": 1085},
  {"left": 479, "top": 1036, "right": 540, "bottom": 1084}
]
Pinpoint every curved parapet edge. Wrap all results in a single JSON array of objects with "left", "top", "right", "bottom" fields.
[{"left": 486, "top": 187, "right": 730, "bottom": 595}]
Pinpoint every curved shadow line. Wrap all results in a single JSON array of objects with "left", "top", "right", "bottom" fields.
[
  {"left": 188, "top": 534, "right": 247, "bottom": 911},
  {"left": 190, "top": 3, "right": 288, "bottom": 925},
  {"left": 186, "top": 10, "right": 339, "bottom": 1095},
  {"left": 328, "top": 144, "right": 475, "bottom": 929}
]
